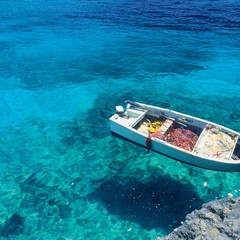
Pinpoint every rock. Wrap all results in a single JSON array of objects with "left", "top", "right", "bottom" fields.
[{"left": 160, "top": 197, "right": 240, "bottom": 240}]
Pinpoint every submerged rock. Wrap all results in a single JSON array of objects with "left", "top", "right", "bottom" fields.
[
  {"left": 230, "top": 112, "right": 240, "bottom": 120},
  {"left": 160, "top": 197, "right": 240, "bottom": 240},
  {"left": 0, "top": 213, "right": 24, "bottom": 237}
]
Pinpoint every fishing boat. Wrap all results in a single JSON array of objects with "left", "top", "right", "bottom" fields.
[{"left": 109, "top": 100, "right": 240, "bottom": 172}]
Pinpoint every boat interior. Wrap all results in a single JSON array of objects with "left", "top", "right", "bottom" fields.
[
  {"left": 135, "top": 114, "right": 202, "bottom": 135},
  {"left": 135, "top": 113, "right": 203, "bottom": 151},
  {"left": 134, "top": 112, "right": 240, "bottom": 160}
]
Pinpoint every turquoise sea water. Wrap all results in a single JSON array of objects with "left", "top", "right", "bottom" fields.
[{"left": 0, "top": 0, "right": 240, "bottom": 239}]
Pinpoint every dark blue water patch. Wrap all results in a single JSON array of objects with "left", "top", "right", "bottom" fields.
[
  {"left": 0, "top": 146, "right": 12, "bottom": 163},
  {"left": 88, "top": 175, "right": 204, "bottom": 233},
  {"left": 8, "top": 24, "right": 33, "bottom": 32},
  {"left": 2, "top": 44, "right": 209, "bottom": 90},
  {"left": 0, "top": 40, "right": 12, "bottom": 50},
  {"left": 2, "top": 0, "right": 225, "bottom": 90},
  {"left": 1, "top": 0, "right": 240, "bottom": 35},
  {"left": 86, "top": 92, "right": 134, "bottom": 137},
  {"left": 59, "top": 116, "right": 105, "bottom": 148},
  {"left": 80, "top": 0, "right": 240, "bottom": 32},
  {"left": 198, "top": 95, "right": 240, "bottom": 119},
  {"left": 230, "top": 112, "right": 240, "bottom": 121},
  {"left": 84, "top": 56, "right": 206, "bottom": 78},
  {"left": 59, "top": 119, "right": 92, "bottom": 147},
  {"left": 58, "top": 91, "right": 134, "bottom": 150},
  {"left": 0, "top": 213, "right": 24, "bottom": 238},
  {"left": 19, "top": 171, "right": 73, "bottom": 219},
  {"left": 156, "top": 101, "right": 171, "bottom": 109}
]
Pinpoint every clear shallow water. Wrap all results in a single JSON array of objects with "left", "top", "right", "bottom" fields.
[{"left": 0, "top": 0, "right": 240, "bottom": 239}]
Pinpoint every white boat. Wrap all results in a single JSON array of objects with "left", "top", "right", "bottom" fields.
[{"left": 109, "top": 100, "right": 240, "bottom": 172}]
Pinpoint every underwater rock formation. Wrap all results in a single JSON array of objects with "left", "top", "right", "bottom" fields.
[
  {"left": 160, "top": 197, "right": 240, "bottom": 240},
  {"left": 0, "top": 213, "right": 24, "bottom": 238}
]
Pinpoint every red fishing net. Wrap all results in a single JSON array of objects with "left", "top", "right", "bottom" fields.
[{"left": 163, "top": 128, "right": 198, "bottom": 151}]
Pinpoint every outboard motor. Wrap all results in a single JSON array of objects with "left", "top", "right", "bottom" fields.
[{"left": 115, "top": 105, "right": 125, "bottom": 116}]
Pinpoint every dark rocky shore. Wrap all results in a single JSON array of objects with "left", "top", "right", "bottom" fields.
[{"left": 160, "top": 197, "right": 240, "bottom": 240}]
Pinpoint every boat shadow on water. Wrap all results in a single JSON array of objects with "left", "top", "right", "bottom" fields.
[{"left": 87, "top": 174, "right": 204, "bottom": 233}]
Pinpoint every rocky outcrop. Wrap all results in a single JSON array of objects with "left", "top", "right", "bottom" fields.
[{"left": 160, "top": 197, "right": 240, "bottom": 240}]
